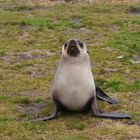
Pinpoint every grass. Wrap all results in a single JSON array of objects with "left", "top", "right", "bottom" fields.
[{"left": 0, "top": 1, "right": 140, "bottom": 140}]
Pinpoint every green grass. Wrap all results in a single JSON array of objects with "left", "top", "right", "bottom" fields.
[{"left": 0, "top": 1, "right": 140, "bottom": 140}]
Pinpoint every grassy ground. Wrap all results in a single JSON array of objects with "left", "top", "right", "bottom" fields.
[{"left": 0, "top": 1, "right": 140, "bottom": 140}]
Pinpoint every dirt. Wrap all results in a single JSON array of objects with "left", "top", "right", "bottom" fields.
[
  {"left": 0, "top": 3, "right": 49, "bottom": 11},
  {"left": 0, "top": 4, "right": 16, "bottom": 10},
  {"left": 19, "top": 24, "right": 31, "bottom": 32},
  {"left": 65, "top": 28, "right": 91, "bottom": 34},
  {"left": 94, "top": 33, "right": 106, "bottom": 40},
  {"left": 6, "top": 90, "right": 50, "bottom": 99},
  {"left": 2, "top": 50, "right": 55, "bottom": 64},
  {"left": 123, "top": 120, "right": 140, "bottom": 127},
  {"left": 71, "top": 18, "right": 81, "bottom": 24},
  {"left": 14, "top": 5, "right": 49, "bottom": 11},
  {"left": 17, "top": 102, "right": 47, "bottom": 112},
  {"left": 126, "top": 7, "right": 140, "bottom": 15},
  {"left": 109, "top": 25, "right": 120, "bottom": 32},
  {"left": 26, "top": 64, "right": 46, "bottom": 77},
  {"left": 16, "top": 102, "right": 48, "bottom": 120}
]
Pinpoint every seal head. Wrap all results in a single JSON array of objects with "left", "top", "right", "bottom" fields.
[{"left": 63, "top": 39, "right": 85, "bottom": 57}]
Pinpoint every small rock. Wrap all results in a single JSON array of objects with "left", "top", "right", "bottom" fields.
[
  {"left": 117, "top": 55, "right": 124, "bottom": 59},
  {"left": 131, "top": 55, "right": 140, "bottom": 64},
  {"left": 131, "top": 60, "right": 140, "bottom": 64},
  {"left": 104, "top": 46, "right": 113, "bottom": 51}
]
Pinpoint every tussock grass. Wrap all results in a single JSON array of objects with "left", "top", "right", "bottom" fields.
[{"left": 0, "top": 1, "right": 140, "bottom": 139}]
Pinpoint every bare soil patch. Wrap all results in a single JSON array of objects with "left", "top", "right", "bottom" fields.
[
  {"left": 123, "top": 120, "right": 140, "bottom": 127},
  {"left": 109, "top": 25, "right": 120, "bottom": 32},
  {"left": 2, "top": 50, "right": 54, "bottom": 64},
  {"left": 126, "top": 7, "right": 140, "bottom": 15},
  {"left": 65, "top": 28, "right": 91, "bottom": 34},
  {"left": 17, "top": 102, "right": 47, "bottom": 113},
  {"left": 0, "top": 4, "right": 15, "bottom": 9},
  {"left": 25, "top": 64, "right": 46, "bottom": 77}
]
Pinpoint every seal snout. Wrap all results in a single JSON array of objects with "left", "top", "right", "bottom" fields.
[
  {"left": 67, "top": 39, "right": 80, "bottom": 57},
  {"left": 69, "top": 39, "right": 77, "bottom": 47}
]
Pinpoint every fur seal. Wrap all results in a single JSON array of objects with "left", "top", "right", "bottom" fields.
[{"left": 32, "top": 39, "right": 130, "bottom": 121}]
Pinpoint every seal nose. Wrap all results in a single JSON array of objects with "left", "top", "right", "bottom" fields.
[
  {"left": 69, "top": 39, "right": 77, "bottom": 47},
  {"left": 67, "top": 39, "right": 80, "bottom": 57}
]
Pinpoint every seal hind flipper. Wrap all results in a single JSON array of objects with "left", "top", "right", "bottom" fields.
[
  {"left": 96, "top": 87, "right": 119, "bottom": 104},
  {"left": 93, "top": 112, "right": 131, "bottom": 119},
  {"left": 91, "top": 97, "right": 131, "bottom": 119}
]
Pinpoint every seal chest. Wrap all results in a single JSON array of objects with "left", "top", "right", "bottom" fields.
[{"left": 54, "top": 61, "right": 94, "bottom": 111}]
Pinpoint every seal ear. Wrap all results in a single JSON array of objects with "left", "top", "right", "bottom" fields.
[
  {"left": 60, "top": 51, "right": 62, "bottom": 55},
  {"left": 87, "top": 51, "right": 89, "bottom": 54}
]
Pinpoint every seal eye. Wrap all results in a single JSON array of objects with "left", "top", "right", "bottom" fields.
[
  {"left": 64, "top": 43, "right": 68, "bottom": 49},
  {"left": 78, "top": 41, "right": 84, "bottom": 49}
]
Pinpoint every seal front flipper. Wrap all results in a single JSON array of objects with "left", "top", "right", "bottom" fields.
[
  {"left": 96, "top": 86, "right": 119, "bottom": 104},
  {"left": 91, "top": 97, "right": 131, "bottom": 119}
]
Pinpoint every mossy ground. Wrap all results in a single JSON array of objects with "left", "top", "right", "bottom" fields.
[{"left": 0, "top": 1, "right": 140, "bottom": 140}]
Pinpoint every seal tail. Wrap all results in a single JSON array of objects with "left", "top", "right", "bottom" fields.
[{"left": 96, "top": 87, "right": 119, "bottom": 104}]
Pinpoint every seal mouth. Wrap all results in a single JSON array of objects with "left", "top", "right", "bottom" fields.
[{"left": 67, "top": 39, "right": 80, "bottom": 57}]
